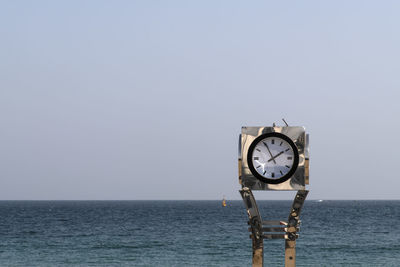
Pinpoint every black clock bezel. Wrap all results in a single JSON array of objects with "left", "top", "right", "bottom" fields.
[{"left": 247, "top": 132, "right": 299, "bottom": 185}]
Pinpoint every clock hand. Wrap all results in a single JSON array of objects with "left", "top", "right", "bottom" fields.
[
  {"left": 263, "top": 142, "right": 276, "bottom": 164},
  {"left": 268, "top": 151, "right": 285, "bottom": 162}
]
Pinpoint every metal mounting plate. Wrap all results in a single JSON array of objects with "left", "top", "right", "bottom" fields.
[{"left": 240, "top": 126, "right": 308, "bottom": 191}]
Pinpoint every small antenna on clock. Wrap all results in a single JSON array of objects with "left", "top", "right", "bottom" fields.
[{"left": 282, "top": 118, "right": 289, "bottom": 126}]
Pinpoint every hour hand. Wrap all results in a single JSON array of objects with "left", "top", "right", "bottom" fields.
[{"left": 268, "top": 151, "right": 284, "bottom": 162}]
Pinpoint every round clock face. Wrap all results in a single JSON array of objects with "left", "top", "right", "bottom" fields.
[{"left": 247, "top": 132, "right": 299, "bottom": 184}]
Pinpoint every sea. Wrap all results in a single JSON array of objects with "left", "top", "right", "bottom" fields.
[{"left": 0, "top": 200, "right": 399, "bottom": 266}]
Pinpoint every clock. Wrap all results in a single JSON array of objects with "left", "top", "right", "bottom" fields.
[{"left": 247, "top": 132, "right": 299, "bottom": 184}]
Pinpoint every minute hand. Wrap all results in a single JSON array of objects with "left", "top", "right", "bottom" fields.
[
  {"left": 263, "top": 142, "right": 276, "bottom": 164},
  {"left": 268, "top": 151, "right": 284, "bottom": 162}
]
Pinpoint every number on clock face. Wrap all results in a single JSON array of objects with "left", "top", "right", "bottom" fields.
[{"left": 251, "top": 137, "right": 295, "bottom": 179}]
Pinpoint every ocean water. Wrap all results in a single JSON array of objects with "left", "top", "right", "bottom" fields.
[{"left": 0, "top": 200, "right": 399, "bottom": 266}]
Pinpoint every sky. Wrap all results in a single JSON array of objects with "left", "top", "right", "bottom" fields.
[{"left": 1, "top": 1, "right": 400, "bottom": 200}]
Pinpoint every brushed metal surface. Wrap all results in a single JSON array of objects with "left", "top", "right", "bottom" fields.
[{"left": 239, "top": 126, "right": 308, "bottom": 191}]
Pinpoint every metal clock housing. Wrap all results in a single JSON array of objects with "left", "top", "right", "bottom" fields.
[{"left": 239, "top": 126, "right": 309, "bottom": 191}]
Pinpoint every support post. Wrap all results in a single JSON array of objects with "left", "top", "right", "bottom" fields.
[
  {"left": 284, "top": 190, "right": 308, "bottom": 267},
  {"left": 240, "top": 188, "right": 308, "bottom": 267},
  {"left": 240, "top": 187, "right": 263, "bottom": 267}
]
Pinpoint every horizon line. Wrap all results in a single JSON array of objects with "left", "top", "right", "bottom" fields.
[{"left": 0, "top": 199, "right": 399, "bottom": 201}]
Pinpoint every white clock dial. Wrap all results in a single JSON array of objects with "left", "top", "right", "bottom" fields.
[{"left": 251, "top": 136, "right": 295, "bottom": 180}]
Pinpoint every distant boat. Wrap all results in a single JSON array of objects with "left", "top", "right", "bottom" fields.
[
  {"left": 222, "top": 196, "right": 227, "bottom": 207},
  {"left": 317, "top": 200, "right": 323, "bottom": 202}
]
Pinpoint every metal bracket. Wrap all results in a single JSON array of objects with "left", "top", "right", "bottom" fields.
[{"left": 240, "top": 188, "right": 308, "bottom": 267}]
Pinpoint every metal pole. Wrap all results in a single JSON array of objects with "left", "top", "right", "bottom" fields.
[
  {"left": 284, "top": 190, "right": 308, "bottom": 267},
  {"left": 240, "top": 187, "right": 263, "bottom": 267},
  {"left": 284, "top": 239, "right": 296, "bottom": 267}
]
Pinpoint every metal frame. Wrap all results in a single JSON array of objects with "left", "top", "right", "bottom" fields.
[
  {"left": 239, "top": 126, "right": 309, "bottom": 191},
  {"left": 240, "top": 187, "right": 308, "bottom": 267},
  {"left": 239, "top": 122, "right": 309, "bottom": 266}
]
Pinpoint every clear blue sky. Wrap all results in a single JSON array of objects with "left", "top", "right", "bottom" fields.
[{"left": 1, "top": 1, "right": 399, "bottom": 200}]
